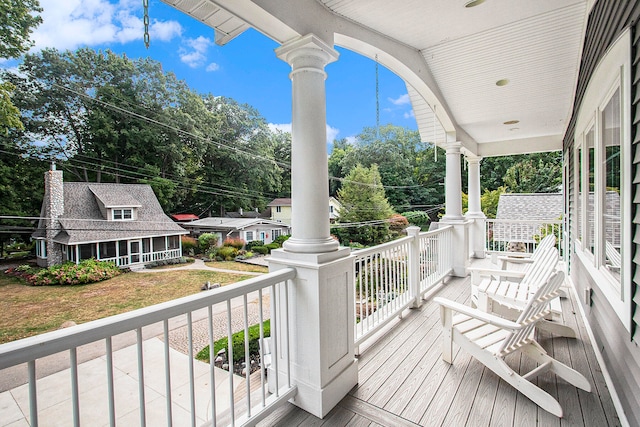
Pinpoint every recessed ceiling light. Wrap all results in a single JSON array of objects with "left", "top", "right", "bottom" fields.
[
  {"left": 503, "top": 120, "right": 519, "bottom": 125},
  {"left": 496, "top": 79, "right": 509, "bottom": 86},
  {"left": 465, "top": 0, "right": 486, "bottom": 7},
  {"left": 509, "top": 127, "right": 520, "bottom": 131}
]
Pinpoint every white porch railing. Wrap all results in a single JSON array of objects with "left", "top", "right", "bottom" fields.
[
  {"left": 485, "top": 218, "right": 563, "bottom": 258},
  {"left": 0, "top": 269, "right": 297, "bottom": 427},
  {"left": 354, "top": 226, "right": 453, "bottom": 347},
  {"left": 101, "top": 249, "right": 183, "bottom": 267}
]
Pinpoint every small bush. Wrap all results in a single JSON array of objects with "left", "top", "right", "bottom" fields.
[
  {"left": 223, "top": 237, "right": 245, "bottom": 249},
  {"left": 246, "top": 240, "right": 264, "bottom": 250},
  {"left": 216, "top": 246, "right": 238, "bottom": 261},
  {"left": 198, "top": 233, "right": 219, "bottom": 253},
  {"left": 181, "top": 236, "right": 198, "bottom": 256},
  {"left": 265, "top": 243, "right": 280, "bottom": 253},
  {"left": 145, "top": 257, "right": 192, "bottom": 268},
  {"left": 273, "top": 234, "right": 290, "bottom": 245},
  {"left": 251, "top": 246, "right": 268, "bottom": 255},
  {"left": 197, "top": 320, "right": 270, "bottom": 363},
  {"left": 8, "top": 259, "right": 123, "bottom": 286}
]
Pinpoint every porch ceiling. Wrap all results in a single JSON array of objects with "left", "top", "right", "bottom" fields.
[{"left": 161, "top": 0, "right": 590, "bottom": 157}]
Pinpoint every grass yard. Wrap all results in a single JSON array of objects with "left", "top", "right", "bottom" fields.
[
  {"left": 0, "top": 269, "right": 256, "bottom": 344},
  {"left": 205, "top": 260, "right": 268, "bottom": 273}
]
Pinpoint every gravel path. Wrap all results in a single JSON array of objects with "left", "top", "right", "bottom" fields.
[
  {"left": 163, "top": 293, "right": 271, "bottom": 355},
  {"left": 142, "top": 258, "right": 272, "bottom": 355}
]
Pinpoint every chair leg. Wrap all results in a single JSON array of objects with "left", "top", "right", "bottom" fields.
[
  {"left": 520, "top": 343, "right": 591, "bottom": 392},
  {"left": 440, "top": 305, "right": 453, "bottom": 364},
  {"left": 536, "top": 319, "right": 577, "bottom": 338}
]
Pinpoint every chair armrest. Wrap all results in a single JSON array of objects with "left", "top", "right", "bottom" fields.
[
  {"left": 468, "top": 267, "right": 526, "bottom": 279},
  {"left": 498, "top": 255, "right": 534, "bottom": 265},
  {"left": 434, "top": 297, "right": 522, "bottom": 330}
]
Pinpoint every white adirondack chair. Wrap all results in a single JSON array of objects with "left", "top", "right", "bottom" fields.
[
  {"left": 472, "top": 247, "right": 576, "bottom": 338},
  {"left": 497, "top": 234, "right": 557, "bottom": 271},
  {"left": 434, "top": 270, "right": 591, "bottom": 418}
]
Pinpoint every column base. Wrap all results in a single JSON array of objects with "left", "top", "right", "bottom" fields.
[{"left": 282, "top": 237, "right": 340, "bottom": 254}]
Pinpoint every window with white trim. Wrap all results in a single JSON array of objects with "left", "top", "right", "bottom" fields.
[
  {"left": 246, "top": 231, "right": 254, "bottom": 241},
  {"left": 36, "top": 239, "right": 47, "bottom": 258},
  {"left": 272, "top": 229, "right": 281, "bottom": 239},
  {"left": 112, "top": 208, "right": 133, "bottom": 220},
  {"left": 572, "top": 29, "right": 630, "bottom": 330}
]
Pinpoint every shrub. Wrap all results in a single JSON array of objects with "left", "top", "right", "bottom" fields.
[
  {"left": 246, "top": 240, "right": 264, "bottom": 250},
  {"left": 265, "top": 243, "right": 280, "bottom": 253},
  {"left": 215, "top": 246, "right": 238, "bottom": 261},
  {"left": 181, "top": 236, "right": 198, "bottom": 256},
  {"left": 251, "top": 246, "right": 268, "bottom": 255},
  {"left": 145, "top": 257, "right": 192, "bottom": 268},
  {"left": 273, "top": 234, "right": 290, "bottom": 246},
  {"left": 11, "top": 259, "right": 123, "bottom": 286},
  {"left": 223, "top": 237, "right": 245, "bottom": 249},
  {"left": 198, "top": 233, "right": 219, "bottom": 253},
  {"left": 196, "top": 320, "right": 270, "bottom": 363}
]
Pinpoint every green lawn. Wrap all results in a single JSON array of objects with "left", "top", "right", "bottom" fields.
[{"left": 0, "top": 268, "right": 257, "bottom": 344}]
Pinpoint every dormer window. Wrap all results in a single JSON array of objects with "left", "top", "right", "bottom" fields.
[{"left": 113, "top": 208, "right": 133, "bottom": 220}]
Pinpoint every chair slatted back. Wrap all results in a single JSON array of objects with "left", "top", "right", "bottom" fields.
[
  {"left": 518, "top": 247, "right": 559, "bottom": 289},
  {"left": 497, "top": 270, "right": 565, "bottom": 356},
  {"left": 519, "top": 235, "right": 557, "bottom": 275}
]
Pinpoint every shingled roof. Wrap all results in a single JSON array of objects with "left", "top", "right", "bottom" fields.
[
  {"left": 493, "top": 193, "right": 563, "bottom": 243},
  {"left": 33, "top": 182, "right": 186, "bottom": 245}
]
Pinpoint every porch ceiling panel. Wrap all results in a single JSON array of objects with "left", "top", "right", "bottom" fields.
[
  {"left": 161, "top": 0, "right": 249, "bottom": 45},
  {"left": 320, "top": 0, "right": 587, "bottom": 155}
]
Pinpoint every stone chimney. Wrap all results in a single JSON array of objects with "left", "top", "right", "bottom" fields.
[{"left": 44, "top": 163, "right": 64, "bottom": 266}]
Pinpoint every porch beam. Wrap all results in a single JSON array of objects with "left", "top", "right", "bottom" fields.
[{"left": 465, "top": 154, "right": 486, "bottom": 258}]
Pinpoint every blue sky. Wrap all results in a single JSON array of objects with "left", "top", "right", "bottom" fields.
[{"left": 5, "top": 0, "right": 418, "bottom": 148}]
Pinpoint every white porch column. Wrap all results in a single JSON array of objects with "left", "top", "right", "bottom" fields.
[
  {"left": 465, "top": 155, "right": 486, "bottom": 258},
  {"left": 439, "top": 141, "right": 469, "bottom": 276},
  {"left": 441, "top": 141, "right": 464, "bottom": 221},
  {"left": 269, "top": 34, "right": 356, "bottom": 419},
  {"left": 276, "top": 34, "right": 339, "bottom": 254}
]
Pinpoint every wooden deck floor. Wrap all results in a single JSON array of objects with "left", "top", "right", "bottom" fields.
[{"left": 258, "top": 265, "right": 621, "bottom": 427}]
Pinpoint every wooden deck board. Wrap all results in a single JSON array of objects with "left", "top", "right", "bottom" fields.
[{"left": 258, "top": 263, "right": 619, "bottom": 426}]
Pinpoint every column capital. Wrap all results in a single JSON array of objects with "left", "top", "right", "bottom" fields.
[
  {"left": 465, "top": 153, "right": 483, "bottom": 164},
  {"left": 442, "top": 140, "right": 462, "bottom": 153},
  {"left": 276, "top": 34, "right": 339, "bottom": 70}
]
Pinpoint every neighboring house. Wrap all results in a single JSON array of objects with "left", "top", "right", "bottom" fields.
[
  {"left": 32, "top": 168, "right": 188, "bottom": 268},
  {"left": 492, "top": 193, "right": 563, "bottom": 244},
  {"left": 267, "top": 198, "right": 292, "bottom": 224},
  {"left": 268, "top": 197, "right": 342, "bottom": 225},
  {"left": 170, "top": 213, "right": 200, "bottom": 223},
  {"left": 329, "top": 196, "right": 342, "bottom": 223},
  {"left": 181, "top": 217, "right": 291, "bottom": 246}
]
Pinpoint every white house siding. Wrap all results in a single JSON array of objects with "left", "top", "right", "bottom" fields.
[{"left": 563, "top": 1, "right": 640, "bottom": 424}]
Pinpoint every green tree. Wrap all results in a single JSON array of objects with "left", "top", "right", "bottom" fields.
[
  {"left": 0, "top": 0, "right": 42, "bottom": 133},
  {"left": 332, "top": 164, "right": 394, "bottom": 246},
  {"left": 480, "top": 187, "right": 505, "bottom": 218},
  {"left": 503, "top": 152, "right": 561, "bottom": 193}
]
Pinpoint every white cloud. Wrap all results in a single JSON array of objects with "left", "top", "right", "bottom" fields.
[
  {"left": 389, "top": 93, "right": 411, "bottom": 106},
  {"left": 179, "top": 36, "right": 213, "bottom": 68},
  {"left": 31, "top": 0, "right": 181, "bottom": 51},
  {"left": 206, "top": 62, "right": 220, "bottom": 72},
  {"left": 404, "top": 110, "right": 415, "bottom": 119},
  {"left": 268, "top": 123, "right": 292, "bottom": 134},
  {"left": 151, "top": 20, "right": 182, "bottom": 42},
  {"left": 345, "top": 136, "right": 357, "bottom": 145},
  {"left": 268, "top": 123, "right": 340, "bottom": 146}
]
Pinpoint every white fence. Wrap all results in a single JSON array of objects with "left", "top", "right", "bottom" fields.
[
  {"left": 485, "top": 219, "right": 563, "bottom": 257},
  {"left": 0, "top": 269, "right": 297, "bottom": 427},
  {"left": 353, "top": 226, "right": 453, "bottom": 347}
]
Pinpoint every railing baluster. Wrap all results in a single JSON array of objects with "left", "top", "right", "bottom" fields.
[
  {"left": 28, "top": 360, "right": 38, "bottom": 427},
  {"left": 226, "top": 300, "right": 235, "bottom": 426},
  {"left": 136, "top": 327, "right": 146, "bottom": 427},
  {"left": 207, "top": 306, "right": 217, "bottom": 427},
  {"left": 271, "top": 283, "right": 279, "bottom": 396},
  {"left": 69, "top": 347, "right": 80, "bottom": 427},
  {"left": 187, "top": 312, "right": 196, "bottom": 427},
  {"left": 163, "top": 320, "right": 173, "bottom": 427},
  {"left": 243, "top": 294, "right": 251, "bottom": 419},
  {"left": 258, "top": 289, "right": 266, "bottom": 408},
  {"left": 284, "top": 279, "right": 291, "bottom": 388},
  {"left": 106, "top": 337, "right": 116, "bottom": 427}
]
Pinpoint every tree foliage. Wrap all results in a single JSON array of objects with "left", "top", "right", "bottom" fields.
[
  {"left": 332, "top": 164, "right": 395, "bottom": 246},
  {"left": 2, "top": 48, "right": 287, "bottom": 216},
  {"left": 0, "top": 0, "right": 42, "bottom": 133}
]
